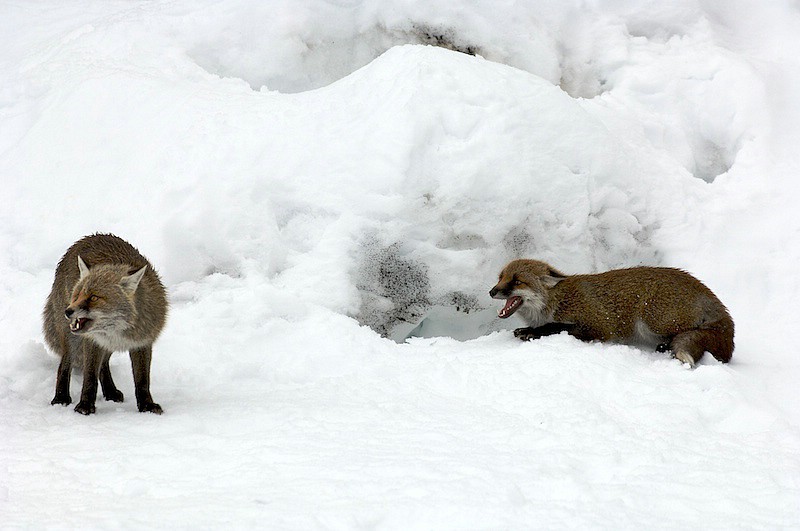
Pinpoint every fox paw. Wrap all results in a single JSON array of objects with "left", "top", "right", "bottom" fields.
[
  {"left": 673, "top": 350, "right": 696, "bottom": 368},
  {"left": 51, "top": 394, "right": 72, "bottom": 406},
  {"left": 138, "top": 402, "right": 163, "bottom": 415},
  {"left": 513, "top": 328, "right": 540, "bottom": 341},
  {"left": 104, "top": 389, "right": 124, "bottom": 403},
  {"left": 74, "top": 402, "right": 96, "bottom": 415}
]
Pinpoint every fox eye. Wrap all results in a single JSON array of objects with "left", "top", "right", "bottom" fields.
[
  {"left": 513, "top": 280, "right": 522, "bottom": 286},
  {"left": 89, "top": 295, "right": 99, "bottom": 302}
]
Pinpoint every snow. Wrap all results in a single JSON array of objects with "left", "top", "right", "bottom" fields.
[{"left": 2, "top": 0, "right": 800, "bottom": 527}]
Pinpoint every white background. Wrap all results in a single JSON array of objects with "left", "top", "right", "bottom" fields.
[{"left": 1, "top": 1, "right": 799, "bottom": 527}]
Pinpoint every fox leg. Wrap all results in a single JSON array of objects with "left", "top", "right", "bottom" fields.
[
  {"left": 669, "top": 331, "right": 707, "bottom": 368},
  {"left": 51, "top": 336, "right": 73, "bottom": 406},
  {"left": 99, "top": 352, "right": 124, "bottom": 403},
  {"left": 74, "top": 342, "right": 105, "bottom": 415},
  {"left": 514, "top": 322, "right": 574, "bottom": 341},
  {"left": 130, "top": 346, "right": 162, "bottom": 414},
  {"left": 670, "top": 326, "right": 733, "bottom": 367}
]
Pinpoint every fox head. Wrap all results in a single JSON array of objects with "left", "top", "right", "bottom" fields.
[
  {"left": 490, "top": 259, "right": 566, "bottom": 320},
  {"left": 64, "top": 256, "right": 147, "bottom": 337}
]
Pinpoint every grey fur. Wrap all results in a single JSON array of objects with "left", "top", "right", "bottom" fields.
[{"left": 43, "top": 234, "right": 168, "bottom": 415}]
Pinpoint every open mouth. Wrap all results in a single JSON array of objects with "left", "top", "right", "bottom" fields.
[
  {"left": 70, "top": 317, "right": 92, "bottom": 333},
  {"left": 498, "top": 296, "right": 523, "bottom": 318}
]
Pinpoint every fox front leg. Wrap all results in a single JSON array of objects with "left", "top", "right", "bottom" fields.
[
  {"left": 51, "top": 351, "right": 72, "bottom": 406},
  {"left": 514, "top": 322, "right": 575, "bottom": 341},
  {"left": 51, "top": 334, "right": 76, "bottom": 406},
  {"left": 74, "top": 343, "right": 106, "bottom": 415}
]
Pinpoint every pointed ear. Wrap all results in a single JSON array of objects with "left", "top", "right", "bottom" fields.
[
  {"left": 77, "top": 256, "right": 90, "bottom": 280},
  {"left": 541, "top": 275, "right": 563, "bottom": 288},
  {"left": 542, "top": 267, "right": 566, "bottom": 288},
  {"left": 120, "top": 265, "right": 147, "bottom": 295}
]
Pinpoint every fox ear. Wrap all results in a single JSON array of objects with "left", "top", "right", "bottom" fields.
[
  {"left": 120, "top": 265, "right": 147, "bottom": 295},
  {"left": 542, "top": 268, "right": 566, "bottom": 288},
  {"left": 541, "top": 275, "right": 563, "bottom": 288},
  {"left": 77, "top": 256, "right": 90, "bottom": 280}
]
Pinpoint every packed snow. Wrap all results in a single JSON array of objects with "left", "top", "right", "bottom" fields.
[{"left": 2, "top": 0, "right": 800, "bottom": 528}]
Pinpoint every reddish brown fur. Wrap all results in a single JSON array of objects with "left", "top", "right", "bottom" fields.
[
  {"left": 43, "top": 233, "right": 168, "bottom": 414},
  {"left": 490, "top": 259, "right": 734, "bottom": 366}
]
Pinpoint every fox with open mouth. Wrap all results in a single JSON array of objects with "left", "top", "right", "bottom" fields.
[
  {"left": 490, "top": 259, "right": 734, "bottom": 367},
  {"left": 43, "top": 234, "right": 168, "bottom": 415}
]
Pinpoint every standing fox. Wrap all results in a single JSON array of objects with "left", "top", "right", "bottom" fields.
[
  {"left": 490, "top": 259, "right": 734, "bottom": 367},
  {"left": 43, "top": 234, "right": 167, "bottom": 415}
]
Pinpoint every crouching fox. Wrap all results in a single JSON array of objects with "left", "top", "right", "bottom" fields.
[
  {"left": 490, "top": 259, "right": 734, "bottom": 367},
  {"left": 43, "top": 234, "right": 168, "bottom": 414}
]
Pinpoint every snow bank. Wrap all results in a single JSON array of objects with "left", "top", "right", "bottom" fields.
[
  {"left": 1, "top": 36, "right": 710, "bottom": 341},
  {"left": 184, "top": 0, "right": 561, "bottom": 94},
  {"left": 2, "top": 0, "right": 800, "bottom": 528}
]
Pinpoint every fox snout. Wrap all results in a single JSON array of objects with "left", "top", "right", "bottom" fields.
[
  {"left": 64, "top": 302, "right": 89, "bottom": 319},
  {"left": 489, "top": 286, "right": 504, "bottom": 299},
  {"left": 491, "top": 282, "right": 526, "bottom": 319},
  {"left": 64, "top": 302, "right": 93, "bottom": 334},
  {"left": 490, "top": 282, "right": 515, "bottom": 299}
]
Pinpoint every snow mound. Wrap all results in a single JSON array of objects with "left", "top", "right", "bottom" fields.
[
  {"left": 183, "top": 0, "right": 560, "bottom": 94},
  {"left": 4, "top": 38, "right": 711, "bottom": 341}
]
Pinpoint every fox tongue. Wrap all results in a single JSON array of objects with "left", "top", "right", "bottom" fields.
[{"left": 498, "top": 296, "right": 522, "bottom": 318}]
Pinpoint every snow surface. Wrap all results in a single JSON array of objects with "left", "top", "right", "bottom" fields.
[{"left": 2, "top": 0, "right": 800, "bottom": 528}]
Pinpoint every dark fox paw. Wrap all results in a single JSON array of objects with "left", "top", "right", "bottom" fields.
[
  {"left": 74, "top": 402, "right": 96, "bottom": 415},
  {"left": 514, "top": 327, "right": 540, "bottom": 341},
  {"left": 104, "top": 389, "right": 124, "bottom": 403},
  {"left": 138, "top": 402, "right": 163, "bottom": 415},
  {"left": 51, "top": 394, "right": 72, "bottom": 406}
]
